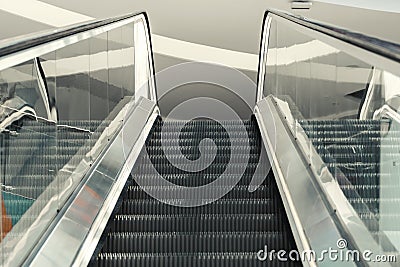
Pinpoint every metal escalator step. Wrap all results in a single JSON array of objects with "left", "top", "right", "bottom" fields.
[
  {"left": 309, "top": 137, "right": 382, "bottom": 144},
  {"left": 154, "top": 123, "right": 256, "bottom": 129},
  {"left": 110, "top": 214, "right": 285, "bottom": 233},
  {"left": 144, "top": 147, "right": 259, "bottom": 156},
  {"left": 131, "top": 174, "right": 260, "bottom": 187},
  {"left": 340, "top": 184, "right": 381, "bottom": 198},
  {"left": 150, "top": 132, "right": 258, "bottom": 139},
  {"left": 349, "top": 198, "right": 400, "bottom": 206},
  {"left": 299, "top": 119, "right": 380, "bottom": 125},
  {"left": 94, "top": 252, "right": 299, "bottom": 267},
  {"left": 125, "top": 185, "right": 276, "bottom": 200},
  {"left": 311, "top": 151, "right": 377, "bottom": 159},
  {"left": 118, "top": 199, "right": 281, "bottom": 215},
  {"left": 4, "top": 144, "right": 84, "bottom": 154},
  {"left": 326, "top": 162, "right": 380, "bottom": 169},
  {"left": 5, "top": 136, "right": 88, "bottom": 145},
  {"left": 314, "top": 144, "right": 382, "bottom": 154},
  {"left": 147, "top": 138, "right": 260, "bottom": 146},
  {"left": 137, "top": 163, "right": 259, "bottom": 172},
  {"left": 155, "top": 120, "right": 254, "bottom": 125},
  {"left": 92, "top": 119, "right": 299, "bottom": 266},
  {"left": 146, "top": 154, "right": 261, "bottom": 164},
  {"left": 101, "top": 231, "right": 293, "bottom": 253},
  {"left": 304, "top": 130, "right": 380, "bottom": 137}
]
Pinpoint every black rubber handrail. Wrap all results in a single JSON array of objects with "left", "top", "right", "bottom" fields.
[
  {"left": 0, "top": 12, "right": 143, "bottom": 58},
  {"left": 267, "top": 9, "right": 400, "bottom": 63}
]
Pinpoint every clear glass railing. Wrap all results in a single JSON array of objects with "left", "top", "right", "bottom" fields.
[
  {"left": 258, "top": 10, "right": 400, "bottom": 264},
  {"left": 0, "top": 13, "right": 155, "bottom": 265}
]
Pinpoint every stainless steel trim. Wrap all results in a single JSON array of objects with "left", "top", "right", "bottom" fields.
[
  {"left": 33, "top": 58, "right": 52, "bottom": 120},
  {"left": 255, "top": 96, "right": 361, "bottom": 267},
  {"left": 254, "top": 102, "right": 314, "bottom": 267},
  {"left": 360, "top": 68, "right": 377, "bottom": 120},
  {"left": 135, "top": 15, "right": 157, "bottom": 103},
  {"left": 25, "top": 97, "right": 158, "bottom": 267},
  {"left": 74, "top": 105, "right": 159, "bottom": 267},
  {"left": 256, "top": 16, "right": 272, "bottom": 103}
]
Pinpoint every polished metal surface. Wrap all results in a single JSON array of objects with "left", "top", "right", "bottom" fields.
[
  {"left": 359, "top": 68, "right": 377, "bottom": 120},
  {"left": 25, "top": 97, "right": 158, "bottom": 267},
  {"left": 74, "top": 102, "right": 159, "bottom": 267},
  {"left": 256, "top": 15, "right": 271, "bottom": 103},
  {"left": 33, "top": 57, "right": 53, "bottom": 121},
  {"left": 255, "top": 96, "right": 360, "bottom": 267},
  {"left": 133, "top": 15, "right": 157, "bottom": 103}
]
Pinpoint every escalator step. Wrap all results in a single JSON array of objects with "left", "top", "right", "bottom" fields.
[
  {"left": 94, "top": 252, "right": 299, "bottom": 267},
  {"left": 101, "top": 232, "right": 293, "bottom": 253},
  {"left": 110, "top": 214, "right": 286, "bottom": 232},
  {"left": 125, "top": 185, "right": 277, "bottom": 200},
  {"left": 118, "top": 199, "right": 281, "bottom": 215},
  {"left": 92, "top": 119, "right": 300, "bottom": 266}
]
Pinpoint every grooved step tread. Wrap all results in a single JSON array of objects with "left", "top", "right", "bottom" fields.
[
  {"left": 300, "top": 119, "right": 400, "bottom": 245},
  {"left": 1, "top": 118, "right": 110, "bottom": 224},
  {"left": 92, "top": 119, "right": 300, "bottom": 266}
]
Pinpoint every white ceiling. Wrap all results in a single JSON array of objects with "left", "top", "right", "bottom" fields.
[
  {"left": 0, "top": 1, "right": 399, "bottom": 76},
  {"left": 2, "top": 1, "right": 400, "bottom": 47}
]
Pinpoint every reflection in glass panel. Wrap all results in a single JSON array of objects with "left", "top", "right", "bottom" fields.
[
  {"left": 121, "top": 23, "right": 135, "bottom": 98},
  {"left": 335, "top": 52, "right": 372, "bottom": 119},
  {"left": 55, "top": 40, "right": 90, "bottom": 121},
  {"left": 0, "top": 60, "right": 45, "bottom": 119},
  {"left": 134, "top": 18, "right": 150, "bottom": 100},
  {"left": 262, "top": 14, "right": 400, "bottom": 256},
  {"left": 108, "top": 27, "right": 124, "bottom": 112},
  {"left": 0, "top": 59, "right": 57, "bottom": 253},
  {"left": 53, "top": 40, "right": 94, "bottom": 208},
  {"left": 309, "top": 47, "right": 338, "bottom": 119},
  {"left": 89, "top": 32, "right": 109, "bottom": 121},
  {"left": 0, "top": 14, "right": 154, "bottom": 266},
  {"left": 263, "top": 19, "right": 277, "bottom": 98},
  {"left": 40, "top": 52, "right": 57, "bottom": 121}
]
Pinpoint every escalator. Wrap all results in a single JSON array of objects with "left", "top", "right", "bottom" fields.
[
  {"left": 1, "top": 7, "right": 400, "bottom": 267},
  {"left": 91, "top": 118, "right": 300, "bottom": 266}
]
